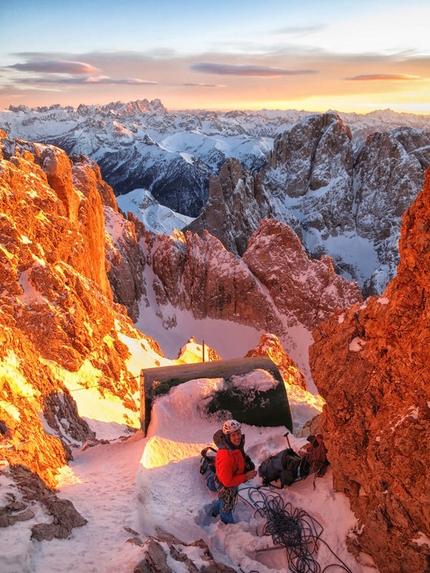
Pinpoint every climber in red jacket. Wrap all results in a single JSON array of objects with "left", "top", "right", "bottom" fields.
[{"left": 211, "top": 419, "right": 257, "bottom": 524}]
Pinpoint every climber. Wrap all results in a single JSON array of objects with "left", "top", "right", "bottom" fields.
[{"left": 210, "top": 419, "right": 257, "bottom": 524}]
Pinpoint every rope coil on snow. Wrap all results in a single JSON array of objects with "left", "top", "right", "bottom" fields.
[{"left": 240, "top": 486, "right": 354, "bottom": 573}]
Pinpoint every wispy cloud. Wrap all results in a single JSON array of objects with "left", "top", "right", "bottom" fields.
[
  {"left": 346, "top": 73, "right": 421, "bottom": 81},
  {"left": 18, "top": 75, "right": 158, "bottom": 85},
  {"left": 7, "top": 60, "right": 100, "bottom": 74},
  {"left": 190, "top": 63, "right": 318, "bottom": 77},
  {"left": 272, "top": 24, "right": 325, "bottom": 35},
  {"left": 85, "top": 76, "right": 157, "bottom": 85},
  {"left": 183, "top": 83, "right": 226, "bottom": 88}
]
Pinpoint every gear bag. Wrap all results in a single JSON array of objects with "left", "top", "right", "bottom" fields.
[
  {"left": 199, "top": 446, "right": 218, "bottom": 492},
  {"left": 258, "top": 448, "right": 310, "bottom": 488},
  {"left": 305, "top": 434, "right": 329, "bottom": 477}
]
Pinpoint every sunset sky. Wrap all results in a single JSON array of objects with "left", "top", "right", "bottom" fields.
[{"left": 1, "top": 0, "right": 429, "bottom": 114}]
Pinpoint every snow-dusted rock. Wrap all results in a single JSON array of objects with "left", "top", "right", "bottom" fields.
[
  {"left": 117, "top": 188, "right": 194, "bottom": 234},
  {"left": 242, "top": 219, "right": 362, "bottom": 331},
  {"left": 0, "top": 134, "right": 164, "bottom": 486},
  {"left": 135, "top": 218, "right": 362, "bottom": 378},
  {"left": 309, "top": 168, "right": 430, "bottom": 573},
  {"left": 245, "top": 333, "right": 308, "bottom": 390},
  {"left": 186, "top": 157, "right": 271, "bottom": 256},
  {"left": 191, "top": 112, "right": 430, "bottom": 295},
  {"left": 265, "top": 115, "right": 430, "bottom": 294}
]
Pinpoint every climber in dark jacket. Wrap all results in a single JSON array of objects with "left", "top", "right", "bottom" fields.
[{"left": 211, "top": 419, "right": 257, "bottom": 524}]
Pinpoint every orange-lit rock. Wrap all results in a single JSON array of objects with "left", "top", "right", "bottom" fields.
[
  {"left": 242, "top": 218, "right": 363, "bottom": 331},
  {"left": 0, "top": 134, "right": 162, "bottom": 488},
  {"left": 309, "top": 169, "right": 430, "bottom": 573},
  {"left": 245, "top": 333, "right": 308, "bottom": 390}
]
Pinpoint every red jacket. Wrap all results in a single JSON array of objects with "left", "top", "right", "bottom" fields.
[{"left": 216, "top": 447, "right": 246, "bottom": 488}]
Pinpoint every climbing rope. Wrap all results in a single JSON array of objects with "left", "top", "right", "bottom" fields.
[{"left": 240, "top": 486, "right": 354, "bottom": 573}]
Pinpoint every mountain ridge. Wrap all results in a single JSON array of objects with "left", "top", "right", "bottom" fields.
[
  {"left": 2, "top": 99, "right": 430, "bottom": 211},
  {"left": 2, "top": 100, "right": 430, "bottom": 297}
]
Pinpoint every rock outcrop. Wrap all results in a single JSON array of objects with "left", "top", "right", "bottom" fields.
[
  {"left": 187, "top": 114, "right": 430, "bottom": 296},
  {"left": 5, "top": 465, "right": 87, "bottom": 541},
  {"left": 133, "top": 528, "right": 238, "bottom": 573},
  {"left": 141, "top": 219, "right": 362, "bottom": 349},
  {"left": 0, "top": 134, "right": 164, "bottom": 487},
  {"left": 267, "top": 118, "right": 430, "bottom": 295},
  {"left": 245, "top": 333, "right": 308, "bottom": 390},
  {"left": 186, "top": 158, "right": 271, "bottom": 256},
  {"left": 267, "top": 112, "right": 354, "bottom": 231},
  {"left": 309, "top": 169, "right": 430, "bottom": 573},
  {"left": 242, "top": 218, "right": 362, "bottom": 331},
  {"left": 105, "top": 210, "right": 147, "bottom": 322}
]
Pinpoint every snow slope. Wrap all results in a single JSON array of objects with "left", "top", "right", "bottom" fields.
[{"left": 117, "top": 188, "right": 194, "bottom": 233}]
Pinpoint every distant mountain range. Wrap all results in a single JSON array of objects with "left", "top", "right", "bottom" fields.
[
  {"left": 2, "top": 99, "right": 430, "bottom": 295},
  {"left": 2, "top": 99, "right": 430, "bottom": 217}
]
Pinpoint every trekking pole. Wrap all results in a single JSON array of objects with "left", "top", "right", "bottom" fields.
[{"left": 283, "top": 431, "right": 292, "bottom": 449}]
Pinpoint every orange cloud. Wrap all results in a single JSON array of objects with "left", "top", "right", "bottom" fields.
[{"left": 346, "top": 74, "right": 421, "bottom": 81}]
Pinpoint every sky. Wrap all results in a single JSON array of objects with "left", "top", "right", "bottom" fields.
[
  {"left": 1, "top": 0, "right": 429, "bottom": 114},
  {"left": 0, "top": 355, "right": 378, "bottom": 573}
]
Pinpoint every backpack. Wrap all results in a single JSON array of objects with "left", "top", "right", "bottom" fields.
[
  {"left": 199, "top": 446, "right": 218, "bottom": 492},
  {"left": 305, "top": 434, "right": 329, "bottom": 480},
  {"left": 258, "top": 448, "right": 310, "bottom": 488}
]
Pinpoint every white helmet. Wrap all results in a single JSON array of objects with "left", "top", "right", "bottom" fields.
[{"left": 222, "top": 419, "right": 241, "bottom": 435}]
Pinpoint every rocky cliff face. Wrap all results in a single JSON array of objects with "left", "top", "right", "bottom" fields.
[
  {"left": 148, "top": 219, "right": 362, "bottom": 333},
  {"left": 135, "top": 217, "right": 362, "bottom": 379},
  {"left": 309, "top": 169, "right": 430, "bottom": 573},
  {"left": 242, "top": 218, "right": 362, "bottom": 331},
  {"left": 192, "top": 113, "right": 430, "bottom": 296},
  {"left": 105, "top": 210, "right": 148, "bottom": 323},
  {"left": 267, "top": 116, "right": 430, "bottom": 295},
  {"left": 186, "top": 158, "right": 271, "bottom": 256},
  {"left": 0, "top": 133, "right": 163, "bottom": 489}
]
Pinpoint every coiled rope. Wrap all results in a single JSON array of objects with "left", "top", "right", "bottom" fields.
[{"left": 240, "top": 486, "right": 354, "bottom": 573}]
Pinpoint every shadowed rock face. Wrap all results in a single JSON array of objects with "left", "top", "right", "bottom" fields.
[
  {"left": 309, "top": 169, "right": 430, "bottom": 573},
  {"left": 186, "top": 157, "right": 271, "bottom": 256}
]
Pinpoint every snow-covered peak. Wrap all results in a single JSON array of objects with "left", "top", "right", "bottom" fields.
[{"left": 117, "top": 188, "right": 194, "bottom": 234}]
